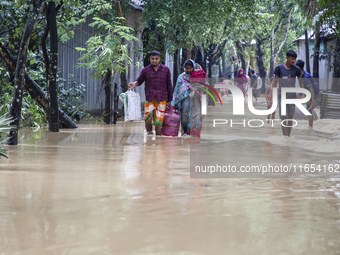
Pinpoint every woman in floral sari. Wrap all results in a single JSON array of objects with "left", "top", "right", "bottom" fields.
[{"left": 171, "top": 60, "right": 204, "bottom": 137}]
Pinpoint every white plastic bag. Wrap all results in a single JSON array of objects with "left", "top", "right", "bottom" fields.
[{"left": 119, "top": 89, "right": 142, "bottom": 121}]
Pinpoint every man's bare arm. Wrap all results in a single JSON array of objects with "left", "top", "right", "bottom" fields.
[
  {"left": 297, "top": 76, "right": 304, "bottom": 89},
  {"left": 272, "top": 75, "right": 279, "bottom": 88}
]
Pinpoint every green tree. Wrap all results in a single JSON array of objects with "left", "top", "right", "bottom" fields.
[
  {"left": 311, "top": 0, "right": 340, "bottom": 91},
  {"left": 42, "top": 1, "right": 63, "bottom": 132},
  {"left": 293, "top": 0, "right": 319, "bottom": 74},
  {"left": 76, "top": 16, "right": 139, "bottom": 124},
  {"left": 0, "top": 0, "right": 80, "bottom": 145},
  {"left": 7, "top": 0, "right": 44, "bottom": 145},
  {"left": 141, "top": 0, "right": 256, "bottom": 78}
]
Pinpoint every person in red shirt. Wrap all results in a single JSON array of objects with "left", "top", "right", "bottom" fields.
[{"left": 129, "top": 51, "right": 173, "bottom": 135}]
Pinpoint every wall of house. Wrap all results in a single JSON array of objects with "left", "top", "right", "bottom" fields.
[
  {"left": 58, "top": 15, "right": 105, "bottom": 113},
  {"left": 296, "top": 39, "right": 334, "bottom": 91}
]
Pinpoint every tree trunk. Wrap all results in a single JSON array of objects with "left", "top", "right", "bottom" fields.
[
  {"left": 218, "top": 59, "right": 223, "bottom": 78},
  {"left": 236, "top": 40, "right": 246, "bottom": 71},
  {"left": 173, "top": 50, "right": 178, "bottom": 84},
  {"left": 202, "top": 46, "right": 209, "bottom": 73},
  {"left": 8, "top": 1, "right": 44, "bottom": 145},
  {"left": 313, "top": 24, "right": 320, "bottom": 78},
  {"left": 221, "top": 50, "right": 226, "bottom": 78},
  {"left": 41, "top": 14, "right": 49, "bottom": 79},
  {"left": 198, "top": 46, "right": 206, "bottom": 72},
  {"left": 249, "top": 48, "right": 255, "bottom": 71},
  {"left": 230, "top": 62, "right": 234, "bottom": 79},
  {"left": 230, "top": 46, "right": 237, "bottom": 78},
  {"left": 204, "top": 41, "right": 227, "bottom": 78},
  {"left": 270, "top": 9, "right": 292, "bottom": 77},
  {"left": 177, "top": 48, "right": 181, "bottom": 77},
  {"left": 104, "top": 70, "right": 112, "bottom": 124},
  {"left": 113, "top": 82, "right": 119, "bottom": 124},
  {"left": 0, "top": 45, "right": 78, "bottom": 129},
  {"left": 182, "top": 48, "right": 189, "bottom": 64},
  {"left": 173, "top": 48, "right": 180, "bottom": 83},
  {"left": 305, "top": 29, "right": 311, "bottom": 73},
  {"left": 331, "top": 37, "right": 340, "bottom": 92},
  {"left": 270, "top": 27, "right": 275, "bottom": 77},
  {"left": 240, "top": 54, "right": 246, "bottom": 71},
  {"left": 120, "top": 71, "right": 128, "bottom": 92},
  {"left": 256, "top": 40, "right": 266, "bottom": 94},
  {"left": 47, "top": 1, "right": 59, "bottom": 132},
  {"left": 191, "top": 45, "right": 198, "bottom": 62},
  {"left": 208, "top": 61, "right": 213, "bottom": 78},
  {"left": 116, "top": 1, "right": 129, "bottom": 95},
  {"left": 245, "top": 60, "right": 249, "bottom": 76}
]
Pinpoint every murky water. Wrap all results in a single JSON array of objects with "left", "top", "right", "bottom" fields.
[{"left": 0, "top": 96, "right": 340, "bottom": 254}]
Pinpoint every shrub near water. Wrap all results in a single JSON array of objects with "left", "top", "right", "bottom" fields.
[
  {"left": 0, "top": 79, "right": 48, "bottom": 129},
  {"left": 0, "top": 114, "right": 11, "bottom": 160},
  {"left": 58, "top": 74, "right": 91, "bottom": 122},
  {"left": 0, "top": 52, "right": 90, "bottom": 127},
  {"left": 0, "top": 74, "right": 90, "bottom": 129}
]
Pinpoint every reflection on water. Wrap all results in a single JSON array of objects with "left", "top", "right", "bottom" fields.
[
  {"left": 193, "top": 96, "right": 340, "bottom": 179},
  {"left": 0, "top": 97, "right": 340, "bottom": 254}
]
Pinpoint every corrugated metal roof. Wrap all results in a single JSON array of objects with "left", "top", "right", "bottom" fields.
[
  {"left": 131, "top": 0, "right": 144, "bottom": 5},
  {"left": 128, "top": 0, "right": 144, "bottom": 11},
  {"left": 294, "top": 31, "right": 314, "bottom": 42},
  {"left": 129, "top": 2, "right": 144, "bottom": 11},
  {"left": 294, "top": 26, "right": 336, "bottom": 41}
]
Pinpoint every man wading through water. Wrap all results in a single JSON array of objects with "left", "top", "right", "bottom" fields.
[
  {"left": 129, "top": 51, "right": 173, "bottom": 135},
  {"left": 272, "top": 50, "right": 315, "bottom": 137}
]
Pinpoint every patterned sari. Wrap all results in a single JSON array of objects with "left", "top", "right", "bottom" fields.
[{"left": 171, "top": 63, "right": 203, "bottom": 137}]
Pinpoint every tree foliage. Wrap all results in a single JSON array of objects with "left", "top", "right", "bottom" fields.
[
  {"left": 76, "top": 17, "right": 139, "bottom": 79},
  {"left": 141, "top": 0, "right": 257, "bottom": 53}
]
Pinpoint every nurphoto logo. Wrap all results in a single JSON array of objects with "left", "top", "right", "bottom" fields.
[{"left": 197, "top": 83, "right": 313, "bottom": 128}]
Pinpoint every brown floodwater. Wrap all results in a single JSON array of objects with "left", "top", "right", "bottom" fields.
[{"left": 0, "top": 96, "right": 340, "bottom": 254}]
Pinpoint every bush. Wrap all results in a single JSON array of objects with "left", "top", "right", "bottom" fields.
[
  {"left": 0, "top": 72, "right": 91, "bottom": 128},
  {"left": 0, "top": 114, "right": 11, "bottom": 160},
  {"left": 58, "top": 74, "right": 91, "bottom": 122},
  {"left": 0, "top": 80, "right": 47, "bottom": 130}
]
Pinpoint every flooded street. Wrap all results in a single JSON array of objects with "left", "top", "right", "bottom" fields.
[{"left": 1, "top": 97, "right": 340, "bottom": 254}]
